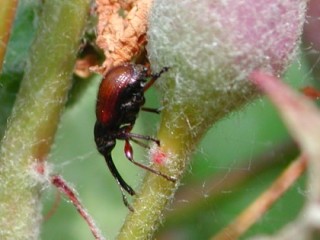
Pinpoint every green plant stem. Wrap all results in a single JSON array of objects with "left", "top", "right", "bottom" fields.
[
  {"left": 118, "top": 106, "right": 201, "bottom": 239},
  {"left": 0, "top": 1, "right": 90, "bottom": 239},
  {"left": 0, "top": 0, "right": 18, "bottom": 72}
]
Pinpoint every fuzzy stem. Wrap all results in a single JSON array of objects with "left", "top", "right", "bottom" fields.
[
  {"left": 118, "top": 106, "right": 200, "bottom": 239},
  {"left": 0, "top": 0, "right": 18, "bottom": 72},
  {"left": 0, "top": 1, "right": 90, "bottom": 239}
]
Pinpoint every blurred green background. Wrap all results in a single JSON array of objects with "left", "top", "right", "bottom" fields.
[{"left": 0, "top": 2, "right": 314, "bottom": 240}]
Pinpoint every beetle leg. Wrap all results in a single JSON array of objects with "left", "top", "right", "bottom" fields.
[
  {"left": 143, "top": 67, "right": 169, "bottom": 92},
  {"left": 117, "top": 126, "right": 160, "bottom": 146},
  {"left": 141, "top": 107, "right": 163, "bottom": 114},
  {"left": 124, "top": 139, "right": 176, "bottom": 182},
  {"left": 124, "top": 132, "right": 160, "bottom": 146},
  {"left": 130, "top": 138, "right": 150, "bottom": 149}
]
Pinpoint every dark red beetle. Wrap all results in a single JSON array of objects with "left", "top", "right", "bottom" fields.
[{"left": 94, "top": 63, "right": 175, "bottom": 210}]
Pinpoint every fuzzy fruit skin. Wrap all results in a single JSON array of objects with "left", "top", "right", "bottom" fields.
[{"left": 147, "top": 0, "right": 306, "bottom": 149}]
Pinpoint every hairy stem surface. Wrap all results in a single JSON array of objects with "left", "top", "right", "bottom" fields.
[{"left": 0, "top": 1, "right": 90, "bottom": 239}]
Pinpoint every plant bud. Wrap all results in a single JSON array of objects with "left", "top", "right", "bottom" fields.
[{"left": 147, "top": 0, "right": 307, "bottom": 148}]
